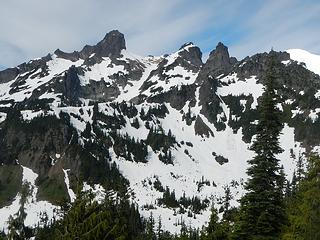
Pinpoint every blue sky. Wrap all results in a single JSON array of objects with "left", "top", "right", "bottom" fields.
[{"left": 1, "top": 0, "right": 320, "bottom": 70}]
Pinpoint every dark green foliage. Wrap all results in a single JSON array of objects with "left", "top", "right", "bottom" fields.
[
  {"left": 205, "top": 100, "right": 226, "bottom": 131},
  {"left": 7, "top": 182, "right": 34, "bottom": 240},
  {"left": 146, "top": 213, "right": 157, "bottom": 240},
  {"left": 23, "top": 98, "right": 53, "bottom": 111},
  {"left": 131, "top": 117, "right": 140, "bottom": 129},
  {"left": 159, "top": 149, "right": 173, "bottom": 165},
  {"left": 109, "top": 101, "right": 138, "bottom": 119},
  {"left": 182, "top": 107, "right": 196, "bottom": 126},
  {"left": 37, "top": 175, "right": 70, "bottom": 204},
  {"left": 81, "top": 122, "right": 92, "bottom": 138},
  {"left": 233, "top": 59, "right": 286, "bottom": 240},
  {"left": 158, "top": 187, "right": 209, "bottom": 214},
  {"left": 140, "top": 104, "right": 169, "bottom": 121},
  {"left": 202, "top": 205, "right": 231, "bottom": 240},
  {"left": 35, "top": 190, "right": 145, "bottom": 240},
  {"left": 214, "top": 155, "right": 229, "bottom": 165},
  {"left": 158, "top": 187, "right": 179, "bottom": 208},
  {"left": 79, "top": 142, "right": 129, "bottom": 193},
  {"left": 58, "top": 111, "right": 71, "bottom": 125},
  {"left": 153, "top": 177, "right": 165, "bottom": 192},
  {"left": 223, "top": 95, "right": 259, "bottom": 143},
  {"left": 119, "top": 101, "right": 138, "bottom": 118},
  {"left": 146, "top": 126, "right": 176, "bottom": 152},
  {"left": 0, "top": 165, "right": 23, "bottom": 207},
  {"left": 196, "top": 176, "right": 210, "bottom": 192},
  {"left": 282, "top": 154, "right": 320, "bottom": 240},
  {"left": 112, "top": 132, "right": 148, "bottom": 163},
  {"left": 179, "top": 193, "right": 209, "bottom": 214},
  {"left": 95, "top": 107, "right": 126, "bottom": 130},
  {"left": 288, "top": 153, "right": 305, "bottom": 197},
  {"left": 92, "top": 101, "right": 99, "bottom": 124},
  {"left": 291, "top": 117, "right": 320, "bottom": 147}
]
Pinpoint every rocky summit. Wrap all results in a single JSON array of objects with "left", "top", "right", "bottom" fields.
[{"left": 0, "top": 30, "right": 320, "bottom": 233}]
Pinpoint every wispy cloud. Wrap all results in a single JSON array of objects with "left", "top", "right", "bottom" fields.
[
  {"left": 0, "top": 0, "right": 319, "bottom": 69},
  {"left": 229, "top": 0, "right": 320, "bottom": 58}
]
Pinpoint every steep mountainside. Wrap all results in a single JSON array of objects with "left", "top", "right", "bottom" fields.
[{"left": 1, "top": 30, "right": 320, "bottom": 232}]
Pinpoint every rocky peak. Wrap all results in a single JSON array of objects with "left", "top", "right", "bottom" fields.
[
  {"left": 204, "top": 42, "right": 236, "bottom": 77},
  {"left": 82, "top": 30, "right": 126, "bottom": 59},
  {"left": 54, "top": 30, "right": 126, "bottom": 62},
  {"left": 178, "top": 42, "right": 203, "bottom": 67},
  {"left": 0, "top": 68, "right": 19, "bottom": 84},
  {"left": 179, "top": 42, "right": 194, "bottom": 50}
]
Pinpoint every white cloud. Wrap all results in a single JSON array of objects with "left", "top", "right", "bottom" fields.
[
  {"left": 229, "top": 0, "right": 320, "bottom": 58},
  {"left": 0, "top": 0, "right": 319, "bottom": 68}
]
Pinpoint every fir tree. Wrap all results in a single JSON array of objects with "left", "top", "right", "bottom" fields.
[
  {"left": 282, "top": 154, "right": 320, "bottom": 240},
  {"left": 82, "top": 122, "right": 92, "bottom": 139},
  {"left": 92, "top": 102, "right": 99, "bottom": 124},
  {"left": 146, "top": 213, "right": 156, "bottom": 240},
  {"left": 204, "top": 204, "right": 229, "bottom": 240},
  {"left": 233, "top": 58, "right": 286, "bottom": 240}
]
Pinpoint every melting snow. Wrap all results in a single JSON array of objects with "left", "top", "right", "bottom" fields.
[
  {"left": 0, "top": 165, "right": 57, "bottom": 231},
  {"left": 63, "top": 169, "right": 76, "bottom": 202}
]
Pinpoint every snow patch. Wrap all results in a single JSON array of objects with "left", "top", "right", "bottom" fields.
[
  {"left": 63, "top": 169, "right": 76, "bottom": 202},
  {"left": 0, "top": 165, "right": 57, "bottom": 231},
  {"left": 218, "top": 75, "right": 264, "bottom": 108},
  {"left": 287, "top": 49, "right": 320, "bottom": 76}
]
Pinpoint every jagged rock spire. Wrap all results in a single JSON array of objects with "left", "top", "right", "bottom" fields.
[
  {"left": 179, "top": 42, "right": 203, "bottom": 67},
  {"left": 88, "top": 30, "right": 126, "bottom": 58},
  {"left": 55, "top": 30, "right": 126, "bottom": 61},
  {"left": 196, "top": 41, "right": 237, "bottom": 85},
  {"left": 205, "top": 42, "right": 237, "bottom": 77}
]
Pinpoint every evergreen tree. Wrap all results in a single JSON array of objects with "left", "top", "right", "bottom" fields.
[
  {"left": 146, "top": 213, "right": 156, "bottom": 240},
  {"left": 233, "top": 58, "right": 286, "bottom": 240},
  {"left": 222, "top": 186, "right": 232, "bottom": 216},
  {"left": 157, "top": 216, "right": 163, "bottom": 239},
  {"left": 203, "top": 205, "right": 229, "bottom": 240},
  {"left": 39, "top": 189, "right": 145, "bottom": 240},
  {"left": 92, "top": 102, "right": 99, "bottom": 124},
  {"left": 7, "top": 182, "right": 33, "bottom": 240},
  {"left": 82, "top": 122, "right": 92, "bottom": 139},
  {"left": 282, "top": 154, "right": 320, "bottom": 240}
]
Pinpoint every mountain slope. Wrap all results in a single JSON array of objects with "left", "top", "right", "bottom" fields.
[
  {"left": 1, "top": 30, "right": 320, "bottom": 233},
  {"left": 287, "top": 49, "right": 320, "bottom": 76}
]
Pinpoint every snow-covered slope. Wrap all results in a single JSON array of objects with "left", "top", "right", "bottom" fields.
[
  {"left": 287, "top": 49, "right": 320, "bottom": 76},
  {"left": 1, "top": 30, "right": 320, "bottom": 233}
]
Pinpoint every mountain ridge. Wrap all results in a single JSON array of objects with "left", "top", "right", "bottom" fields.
[{"left": 1, "top": 30, "right": 320, "bottom": 233}]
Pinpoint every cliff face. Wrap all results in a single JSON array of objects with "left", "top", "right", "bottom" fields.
[{"left": 1, "top": 30, "right": 320, "bottom": 233}]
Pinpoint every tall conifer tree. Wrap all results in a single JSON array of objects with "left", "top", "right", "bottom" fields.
[{"left": 233, "top": 56, "right": 286, "bottom": 239}]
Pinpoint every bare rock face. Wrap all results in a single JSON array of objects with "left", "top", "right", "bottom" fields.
[
  {"left": 178, "top": 42, "right": 203, "bottom": 67},
  {"left": 62, "top": 66, "right": 81, "bottom": 106},
  {"left": 92, "top": 30, "right": 126, "bottom": 58},
  {"left": 54, "top": 49, "right": 80, "bottom": 62},
  {"left": 79, "top": 30, "right": 126, "bottom": 60},
  {"left": 0, "top": 68, "right": 19, "bottom": 84},
  {"left": 194, "top": 116, "right": 214, "bottom": 137},
  {"left": 193, "top": 42, "right": 237, "bottom": 128},
  {"left": 203, "top": 42, "right": 236, "bottom": 78},
  {"left": 54, "top": 30, "right": 126, "bottom": 62},
  {"left": 81, "top": 80, "right": 120, "bottom": 102},
  {"left": 0, "top": 54, "right": 52, "bottom": 84}
]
